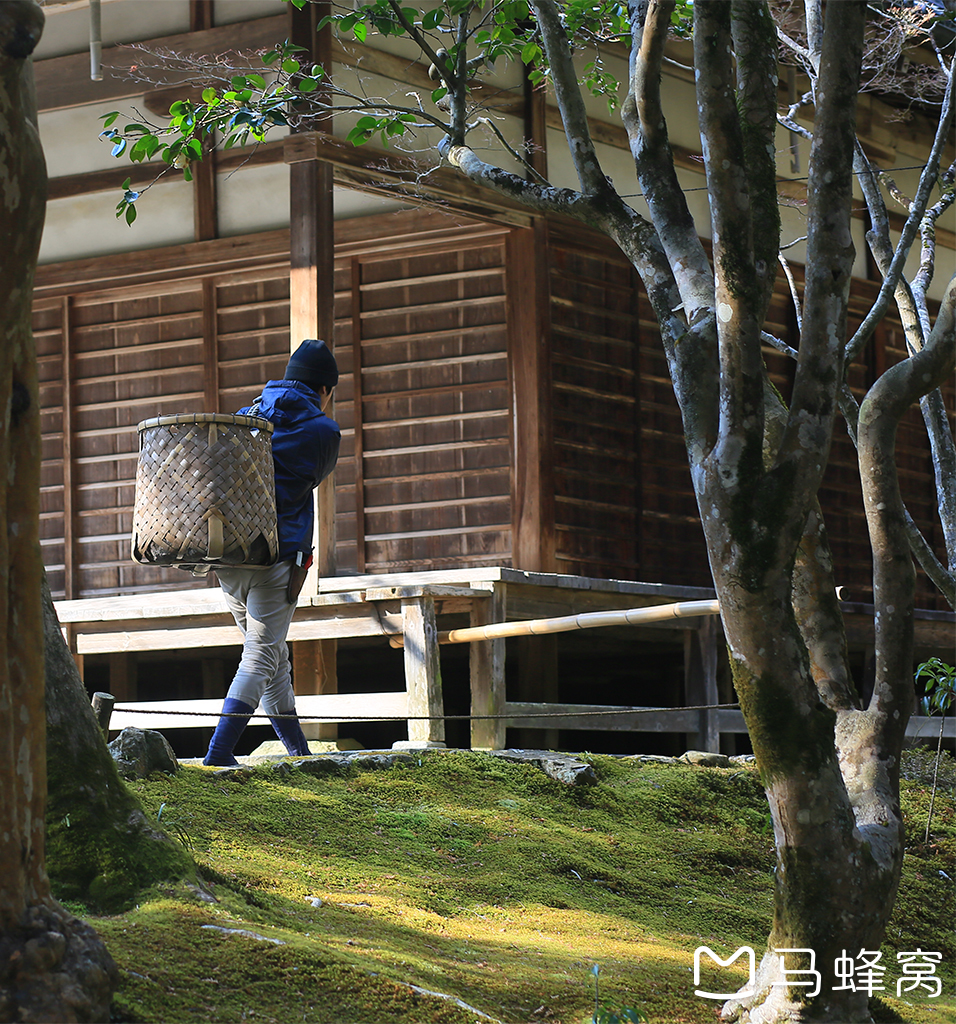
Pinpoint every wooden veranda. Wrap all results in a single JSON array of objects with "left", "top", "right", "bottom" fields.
[{"left": 58, "top": 568, "right": 956, "bottom": 754}]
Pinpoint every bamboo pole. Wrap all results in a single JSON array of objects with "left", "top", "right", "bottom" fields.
[{"left": 387, "top": 599, "right": 721, "bottom": 648}]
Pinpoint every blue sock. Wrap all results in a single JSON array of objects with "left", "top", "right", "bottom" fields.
[
  {"left": 269, "top": 710, "right": 311, "bottom": 756},
  {"left": 203, "top": 698, "right": 255, "bottom": 766}
]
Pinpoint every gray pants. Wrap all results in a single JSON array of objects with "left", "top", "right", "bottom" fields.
[{"left": 216, "top": 560, "right": 297, "bottom": 716}]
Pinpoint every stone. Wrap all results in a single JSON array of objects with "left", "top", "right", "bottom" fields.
[
  {"left": 679, "top": 750, "right": 733, "bottom": 768},
  {"left": 107, "top": 727, "right": 178, "bottom": 779},
  {"left": 488, "top": 749, "right": 597, "bottom": 787}
]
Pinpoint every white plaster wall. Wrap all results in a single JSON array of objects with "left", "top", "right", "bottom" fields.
[
  {"left": 209, "top": 0, "right": 287, "bottom": 27},
  {"left": 39, "top": 97, "right": 152, "bottom": 177},
  {"left": 35, "top": 0, "right": 191, "bottom": 60},
  {"left": 333, "top": 187, "right": 409, "bottom": 220},
  {"left": 39, "top": 178, "right": 194, "bottom": 263},
  {"left": 216, "top": 162, "right": 289, "bottom": 235}
]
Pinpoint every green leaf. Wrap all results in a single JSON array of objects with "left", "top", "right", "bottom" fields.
[
  {"left": 247, "top": 73, "right": 266, "bottom": 89},
  {"left": 353, "top": 22, "right": 367, "bottom": 42},
  {"left": 262, "top": 48, "right": 282, "bottom": 65},
  {"left": 431, "top": 86, "right": 447, "bottom": 103},
  {"left": 298, "top": 78, "right": 318, "bottom": 93},
  {"left": 202, "top": 87, "right": 218, "bottom": 104},
  {"left": 521, "top": 41, "right": 540, "bottom": 64},
  {"left": 422, "top": 8, "right": 444, "bottom": 29},
  {"left": 282, "top": 58, "right": 301, "bottom": 74},
  {"left": 101, "top": 111, "right": 119, "bottom": 128},
  {"left": 111, "top": 139, "right": 127, "bottom": 158},
  {"left": 125, "top": 203, "right": 137, "bottom": 226},
  {"left": 231, "top": 75, "right": 249, "bottom": 90}
]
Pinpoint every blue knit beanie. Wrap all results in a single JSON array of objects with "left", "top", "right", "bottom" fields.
[{"left": 284, "top": 339, "right": 339, "bottom": 392}]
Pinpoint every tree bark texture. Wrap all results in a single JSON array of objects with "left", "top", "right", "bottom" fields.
[
  {"left": 42, "top": 572, "right": 196, "bottom": 912},
  {"left": 0, "top": 6, "right": 118, "bottom": 1020}
]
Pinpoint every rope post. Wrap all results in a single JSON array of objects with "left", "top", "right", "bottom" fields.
[{"left": 91, "top": 692, "right": 115, "bottom": 736}]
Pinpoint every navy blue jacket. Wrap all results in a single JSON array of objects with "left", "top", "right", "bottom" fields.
[{"left": 241, "top": 380, "right": 341, "bottom": 562}]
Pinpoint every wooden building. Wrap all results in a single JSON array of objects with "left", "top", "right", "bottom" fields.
[{"left": 30, "top": 1, "right": 955, "bottom": 753}]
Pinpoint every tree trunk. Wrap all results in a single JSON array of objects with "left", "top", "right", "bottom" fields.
[
  {"left": 42, "top": 572, "right": 195, "bottom": 911},
  {"left": 714, "top": 577, "right": 901, "bottom": 1024},
  {"left": 1, "top": 7, "right": 115, "bottom": 1019}
]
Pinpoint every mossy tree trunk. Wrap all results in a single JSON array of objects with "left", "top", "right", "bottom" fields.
[
  {"left": 0, "top": 4, "right": 119, "bottom": 1020},
  {"left": 42, "top": 570, "right": 195, "bottom": 911}
]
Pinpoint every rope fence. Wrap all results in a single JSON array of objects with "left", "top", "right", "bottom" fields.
[{"left": 101, "top": 702, "right": 742, "bottom": 723}]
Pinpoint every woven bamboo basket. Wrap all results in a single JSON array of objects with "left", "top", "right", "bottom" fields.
[{"left": 132, "top": 413, "right": 278, "bottom": 570}]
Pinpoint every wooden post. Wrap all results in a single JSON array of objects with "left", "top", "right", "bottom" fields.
[
  {"left": 684, "top": 616, "right": 720, "bottom": 753},
  {"left": 60, "top": 296, "right": 76, "bottom": 600},
  {"left": 293, "top": 639, "right": 338, "bottom": 741},
  {"left": 400, "top": 597, "right": 445, "bottom": 747},
  {"left": 91, "top": 692, "right": 114, "bottom": 736},
  {"left": 190, "top": 0, "right": 217, "bottom": 241},
  {"left": 288, "top": 1, "right": 335, "bottom": 589},
  {"left": 285, "top": 4, "right": 340, "bottom": 696},
  {"left": 506, "top": 221, "right": 557, "bottom": 747},
  {"left": 522, "top": 59, "right": 548, "bottom": 181},
  {"left": 350, "top": 256, "right": 366, "bottom": 572},
  {"left": 469, "top": 586, "right": 506, "bottom": 750},
  {"left": 507, "top": 222, "right": 555, "bottom": 572},
  {"left": 201, "top": 276, "right": 219, "bottom": 413}
]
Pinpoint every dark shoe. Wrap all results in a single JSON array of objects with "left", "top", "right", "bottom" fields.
[{"left": 203, "top": 698, "right": 255, "bottom": 765}]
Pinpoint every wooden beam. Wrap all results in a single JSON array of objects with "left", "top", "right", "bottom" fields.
[
  {"left": 193, "top": 133, "right": 218, "bottom": 242},
  {"left": 289, "top": 1, "right": 337, "bottom": 588},
  {"left": 33, "top": 14, "right": 289, "bottom": 112},
  {"left": 684, "top": 616, "right": 720, "bottom": 753},
  {"left": 60, "top": 296, "right": 77, "bottom": 600},
  {"left": 523, "top": 67, "right": 548, "bottom": 181},
  {"left": 401, "top": 596, "right": 445, "bottom": 746},
  {"left": 350, "top": 257, "right": 367, "bottom": 573},
  {"left": 189, "top": 1, "right": 215, "bottom": 33},
  {"left": 201, "top": 277, "right": 219, "bottom": 413},
  {"left": 107, "top": 690, "right": 408, "bottom": 732},
  {"left": 469, "top": 587, "right": 506, "bottom": 750},
  {"left": 34, "top": 229, "right": 290, "bottom": 297},
  {"left": 507, "top": 222, "right": 555, "bottom": 572}
]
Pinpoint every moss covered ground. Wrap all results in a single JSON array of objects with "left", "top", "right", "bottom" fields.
[{"left": 55, "top": 750, "right": 955, "bottom": 1024}]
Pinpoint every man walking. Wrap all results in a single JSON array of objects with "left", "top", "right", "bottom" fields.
[{"left": 203, "top": 339, "right": 341, "bottom": 765}]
